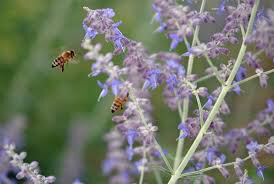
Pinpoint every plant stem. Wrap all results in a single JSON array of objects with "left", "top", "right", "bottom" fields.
[
  {"left": 179, "top": 155, "right": 252, "bottom": 178},
  {"left": 179, "top": 142, "right": 272, "bottom": 178},
  {"left": 230, "top": 68, "right": 274, "bottom": 89},
  {"left": 195, "top": 38, "right": 224, "bottom": 85},
  {"left": 194, "top": 92, "right": 204, "bottom": 127},
  {"left": 152, "top": 167, "right": 163, "bottom": 184},
  {"left": 139, "top": 144, "right": 147, "bottom": 184},
  {"left": 173, "top": 0, "right": 207, "bottom": 171},
  {"left": 168, "top": 1, "right": 260, "bottom": 183},
  {"left": 194, "top": 73, "right": 216, "bottom": 83}
]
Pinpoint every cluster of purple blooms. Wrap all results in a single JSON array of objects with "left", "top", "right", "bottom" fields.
[
  {"left": 81, "top": 0, "right": 274, "bottom": 183},
  {"left": 1, "top": 0, "right": 274, "bottom": 184},
  {"left": 0, "top": 116, "right": 86, "bottom": 184}
]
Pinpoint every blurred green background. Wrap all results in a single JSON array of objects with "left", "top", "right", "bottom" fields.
[{"left": 0, "top": 0, "right": 273, "bottom": 183}]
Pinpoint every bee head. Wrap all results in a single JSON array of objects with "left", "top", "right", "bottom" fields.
[{"left": 70, "top": 50, "right": 75, "bottom": 57}]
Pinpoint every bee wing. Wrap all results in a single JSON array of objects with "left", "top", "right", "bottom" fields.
[{"left": 70, "top": 59, "right": 80, "bottom": 64}]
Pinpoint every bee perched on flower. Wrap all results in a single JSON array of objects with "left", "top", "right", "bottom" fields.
[{"left": 111, "top": 91, "right": 129, "bottom": 113}]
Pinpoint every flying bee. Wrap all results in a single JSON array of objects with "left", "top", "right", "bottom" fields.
[
  {"left": 111, "top": 92, "right": 129, "bottom": 113},
  {"left": 52, "top": 50, "right": 76, "bottom": 72}
]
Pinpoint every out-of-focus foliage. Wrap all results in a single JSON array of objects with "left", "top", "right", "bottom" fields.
[{"left": 0, "top": 0, "right": 273, "bottom": 183}]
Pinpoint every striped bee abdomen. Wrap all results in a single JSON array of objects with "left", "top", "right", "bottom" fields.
[
  {"left": 111, "top": 97, "right": 124, "bottom": 113},
  {"left": 52, "top": 58, "right": 60, "bottom": 68}
]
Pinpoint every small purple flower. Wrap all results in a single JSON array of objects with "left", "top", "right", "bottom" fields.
[
  {"left": 256, "top": 165, "right": 265, "bottom": 180},
  {"left": 111, "top": 80, "right": 122, "bottom": 96},
  {"left": 134, "top": 159, "right": 147, "bottom": 173},
  {"left": 256, "top": 68, "right": 268, "bottom": 88},
  {"left": 246, "top": 141, "right": 260, "bottom": 153},
  {"left": 232, "top": 82, "right": 241, "bottom": 95},
  {"left": 197, "top": 87, "right": 208, "bottom": 97},
  {"left": 166, "top": 75, "right": 178, "bottom": 91},
  {"left": 236, "top": 66, "right": 246, "bottom": 81},
  {"left": 195, "top": 162, "right": 205, "bottom": 170},
  {"left": 217, "top": 0, "right": 227, "bottom": 15},
  {"left": 218, "top": 166, "right": 230, "bottom": 178},
  {"left": 126, "top": 146, "right": 134, "bottom": 161},
  {"left": 97, "top": 81, "right": 108, "bottom": 101},
  {"left": 177, "top": 123, "right": 190, "bottom": 140},
  {"left": 102, "top": 159, "right": 113, "bottom": 175},
  {"left": 206, "top": 147, "right": 216, "bottom": 164},
  {"left": 83, "top": 24, "right": 98, "bottom": 39},
  {"left": 153, "top": 149, "right": 168, "bottom": 158},
  {"left": 166, "top": 59, "right": 185, "bottom": 77},
  {"left": 204, "top": 95, "right": 214, "bottom": 109},
  {"left": 265, "top": 99, "right": 274, "bottom": 113},
  {"left": 127, "top": 130, "right": 138, "bottom": 146},
  {"left": 73, "top": 179, "right": 84, "bottom": 184},
  {"left": 169, "top": 33, "right": 183, "bottom": 50},
  {"left": 143, "top": 69, "right": 162, "bottom": 89}
]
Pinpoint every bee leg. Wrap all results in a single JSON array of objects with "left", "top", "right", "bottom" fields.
[
  {"left": 121, "top": 105, "right": 123, "bottom": 110},
  {"left": 61, "top": 64, "right": 64, "bottom": 72}
]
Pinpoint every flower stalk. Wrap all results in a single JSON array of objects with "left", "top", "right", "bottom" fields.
[
  {"left": 168, "top": 0, "right": 260, "bottom": 183},
  {"left": 173, "top": 0, "right": 207, "bottom": 171}
]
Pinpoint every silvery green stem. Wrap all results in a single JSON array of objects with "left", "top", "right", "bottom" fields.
[
  {"left": 168, "top": 1, "right": 260, "bottom": 183},
  {"left": 173, "top": 0, "right": 207, "bottom": 171},
  {"left": 230, "top": 68, "right": 274, "bottom": 88}
]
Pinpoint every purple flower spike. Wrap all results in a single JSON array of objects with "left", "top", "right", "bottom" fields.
[
  {"left": 177, "top": 123, "right": 190, "bottom": 140},
  {"left": 97, "top": 81, "right": 108, "bottom": 101},
  {"left": 83, "top": 7, "right": 128, "bottom": 53}
]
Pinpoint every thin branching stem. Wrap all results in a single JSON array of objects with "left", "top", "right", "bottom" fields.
[
  {"left": 230, "top": 68, "right": 274, "bottom": 89},
  {"left": 168, "top": 1, "right": 260, "bottom": 183},
  {"left": 173, "top": 0, "right": 207, "bottom": 171}
]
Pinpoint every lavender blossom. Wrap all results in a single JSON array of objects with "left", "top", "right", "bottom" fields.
[
  {"left": 4, "top": 144, "right": 56, "bottom": 184},
  {"left": 255, "top": 68, "right": 269, "bottom": 88},
  {"left": 246, "top": 9, "right": 274, "bottom": 62},
  {"left": 102, "top": 129, "right": 133, "bottom": 184},
  {"left": 83, "top": 7, "right": 128, "bottom": 54},
  {"left": 188, "top": 0, "right": 255, "bottom": 58},
  {"left": 152, "top": 0, "right": 215, "bottom": 50}
]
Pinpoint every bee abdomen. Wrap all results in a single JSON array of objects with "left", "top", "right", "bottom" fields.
[
  {"left": 52, "top": 58, "right": 60, "bottom": 68},
  {"left": 111, "top": 103, "right": 120, "bottom": 113},
  {"left": 111, "top": 99, "right": 123, "bottom": 113}
]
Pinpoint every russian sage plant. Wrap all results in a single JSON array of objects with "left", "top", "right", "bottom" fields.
[
  {"left": 82, "top": 0, "right": 274, "bottom": 183},
  {"left": 1, "top": 0, "right": 273, "bottom": 184}
]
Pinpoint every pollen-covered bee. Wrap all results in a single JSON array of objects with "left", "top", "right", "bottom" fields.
[
  {"left": 111, "top": 92, "right": 129, "bottom": 113},
  {"left": 52, "top": 50, "right": 75, "bottom": 72}
]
